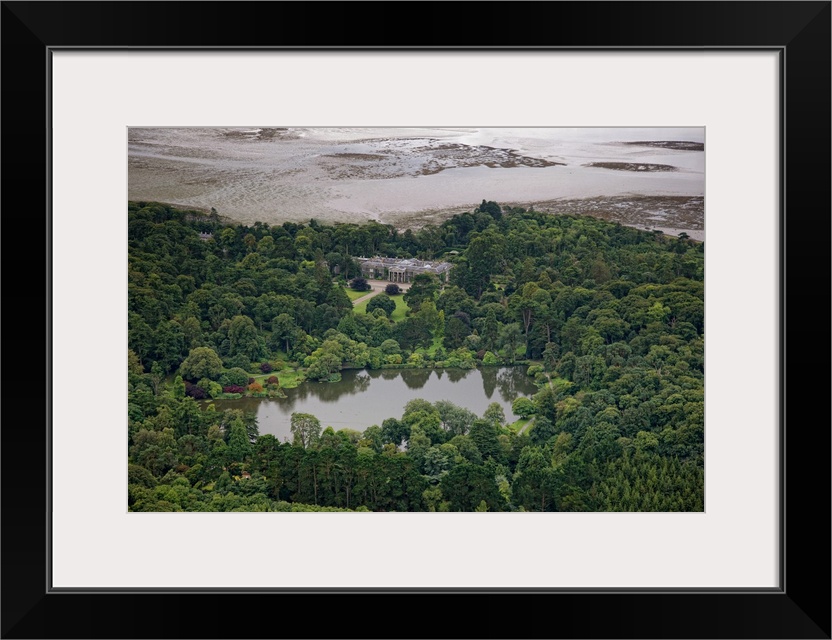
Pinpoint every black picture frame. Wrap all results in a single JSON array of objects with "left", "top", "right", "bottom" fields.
[{"left": 2, "top": 2, "right": 829, "bottom": 638}]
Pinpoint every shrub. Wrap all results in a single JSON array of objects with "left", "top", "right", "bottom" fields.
[
  {"left": 379, "top": 339, "right": 401, "bottom": 356},
  {"left": 385, "top": 283, "right": 401, "bottom": 295},
  {"left": 223, "top": 354, "right": 250, "bottom": 370},
  {"left": 248, "top": 377, "right": 256, "bottom": 385},
  {"left": 197, "top": 378, "right": 223, "bottom": 399},
  {"left": 184, "top": 381, "right": 207, "bottom": 399},
  {"left": 482, "top": 351, "right": 499, "bottom": 365},
  {"left": 266, "top": 376, "right": 280, "bottom": 385},
  {"left": 349, "top": 277, "right": 371, "bottom": 291},
  {"left": 446, "top": 348, "right": 477, "bottom": 369},
  {"left": 222, "top": 385, "right": 246, "bottom": 394},
  {"left": 407, "top": 352, "right": 425, "bottom": 367},
  {"left": 219, "top": 368, "right": 249, "bottom": 388},
  {"left": 260, "top": 362, "right": 273, "bottom": 373},
  {"left": 247, "top": 382, "right": 264, "bottom": 393}
]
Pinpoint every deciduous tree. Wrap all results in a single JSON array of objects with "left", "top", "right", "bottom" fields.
[
  {"left": 179, "top": 346, "right": 223, "bottom": 381},
  {"left": 290, "top": 413, "right": 322, "bottom": 449}
]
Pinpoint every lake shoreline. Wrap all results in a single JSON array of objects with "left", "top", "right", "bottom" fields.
[
  {"left": 204, "top": 365, "right": 541, "bottom": 441},
  {"left": 212, "top": 359, "right": 539, "bottom": 399}
]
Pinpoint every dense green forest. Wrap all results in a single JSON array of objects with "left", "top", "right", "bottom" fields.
[{"left": 128, "top": 200, "right": 704, "bottom": 512}]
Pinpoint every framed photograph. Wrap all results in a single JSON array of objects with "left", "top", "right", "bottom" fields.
[{"left": 4, "top": 2, "right": 829, "bottom": 638}]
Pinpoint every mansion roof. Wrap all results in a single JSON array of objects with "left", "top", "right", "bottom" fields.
[{"left": 356, "top": 256, "right": 452, "bottom": 275}]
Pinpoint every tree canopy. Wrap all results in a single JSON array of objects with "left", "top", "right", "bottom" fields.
[{"left": 128, "top": 200, "right": 703, "bottom": 512}]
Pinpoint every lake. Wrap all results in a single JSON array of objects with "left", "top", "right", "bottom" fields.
[{"left": 206, "top": 367, "right": 538, "bottom": 442}]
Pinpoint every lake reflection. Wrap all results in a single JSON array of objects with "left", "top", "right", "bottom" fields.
[{"left": 207, "top": 367, "right": 538, "bottom": 442}]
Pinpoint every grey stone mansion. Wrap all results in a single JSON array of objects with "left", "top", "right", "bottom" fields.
[{"left": 356, "top": 256, "right": 452, "bottom": 283}]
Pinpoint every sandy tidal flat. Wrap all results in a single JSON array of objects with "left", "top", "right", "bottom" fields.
[{"left": 128, "top": 127, "right": 704, "bottom": 235}]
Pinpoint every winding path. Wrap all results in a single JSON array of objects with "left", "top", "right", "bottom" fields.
[{"left": 517, "top": 417, "right": 535, "bottom": 436}]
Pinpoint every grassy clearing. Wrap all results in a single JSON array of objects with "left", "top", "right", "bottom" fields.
[
  {"left": 276, "top": 368, "right": 306, "bottom": 389},
  {"left": 343, "top": 287, "right": 367, "bottom": 301},
  {"left": 507, "top": 417, "right": 530, "bottom": 434},
  {"left": 354, "top": 294, "right": 409, "bottom": 323},
  {"left": 427, "top": 334, "right": 443, "bottom": 356},
  {"left": 519, "top": 417, "right": 536, "bottom": 436},
  {"left": 251, "top": 366, "right": 305, "bottom": 389},
  {"left": 388, "top": 296, "right": 409, "bottom": 322}
]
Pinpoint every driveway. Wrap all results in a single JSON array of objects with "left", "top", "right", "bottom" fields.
[{"left": 351, "top": 280, "right": 411, "bottom": 306}]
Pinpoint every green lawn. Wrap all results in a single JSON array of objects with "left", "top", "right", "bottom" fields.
[
  {"left": 343, "top": 287, "right": 367, "bottom": 301},
  {"left": 426, "top": 334, "right": 444, "bottom": 356},
  {"left": 507, "top": 417, "right": 530, "bottom": 434},
  {"left": 276, "top": 368, "right": 306, "bottom": 389},
  {"left": 354, "top": 294, "right": 409, "bottom": 322},
  {"left": 251, "top": 366, "right": 306, "bottom": 389}
]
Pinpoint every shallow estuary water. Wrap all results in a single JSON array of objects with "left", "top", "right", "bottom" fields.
[{"left": 128, "top": 127, "right": 704, "bottom": 235}]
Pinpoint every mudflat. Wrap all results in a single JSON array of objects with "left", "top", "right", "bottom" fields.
[{"left": 128, "top": 127, "right": 705, "bottom": 236}]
